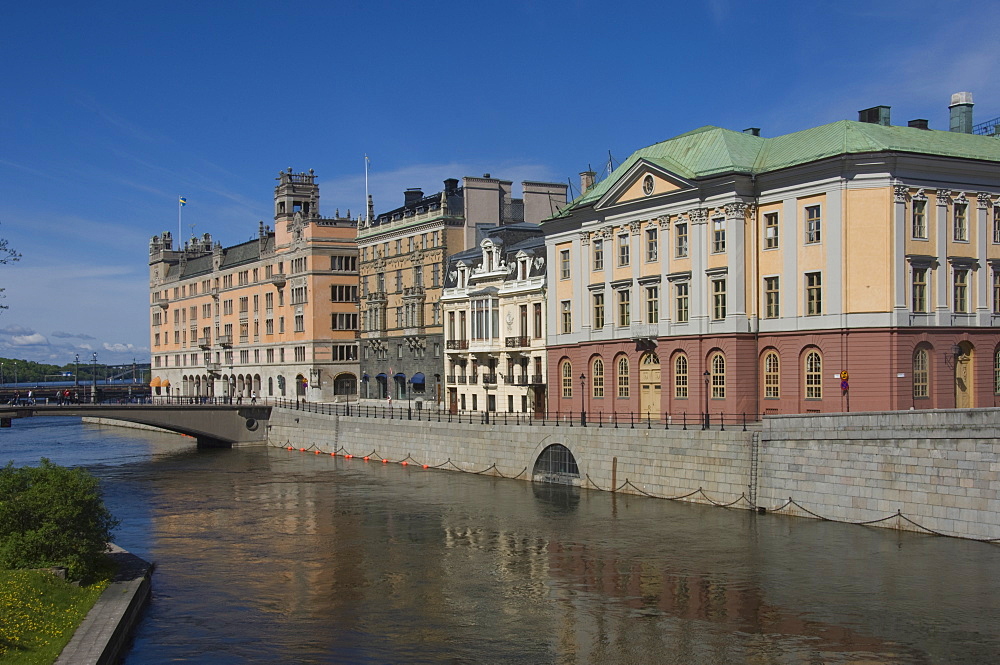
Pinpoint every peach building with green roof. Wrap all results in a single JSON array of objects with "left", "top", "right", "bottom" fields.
[{"left": 542, "top": 93, "right": 1000, "bottom": 419}]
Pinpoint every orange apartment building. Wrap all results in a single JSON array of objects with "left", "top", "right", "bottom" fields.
[{"left": 149, "top": 169, "right": 360, "bottom": 401}]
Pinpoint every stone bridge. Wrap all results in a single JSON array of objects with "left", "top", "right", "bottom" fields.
[{"left": 0, "top": 404, "right": 271, "bottom": 447}]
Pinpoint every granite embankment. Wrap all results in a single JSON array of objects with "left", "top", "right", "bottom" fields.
[{"left": 267, "top": 407, "right": 1000, "bottom": 541}]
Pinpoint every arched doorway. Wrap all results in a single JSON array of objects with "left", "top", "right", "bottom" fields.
[
  {"left": 532, "top": 444, "right": 580, "bottom": 485},
  {"left": 639, "top": 351, "right": 661, "bottom": 418},
  {"left": 295, "top": 374, "right": 307, "bottom": 398},
  {"left": 333, "top": 372, "right": 357, "bottom": 396},
  {"left": 955, "top": 341, "right": 975, "bottom": 408}
]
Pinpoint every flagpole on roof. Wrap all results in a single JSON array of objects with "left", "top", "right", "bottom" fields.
[
  {"left": 178, "top": 196, "right": 182, "bottom": 248},
  {"left": 364, "top": 155, "right": 370, "bottom": 223}
]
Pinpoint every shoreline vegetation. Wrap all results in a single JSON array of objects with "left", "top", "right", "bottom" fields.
[
  {"left": 0, "top": 568, "right": 110, "bottom": 664},
  {"left": 1, "top": 459, "right": 121, "bottom": 664}
]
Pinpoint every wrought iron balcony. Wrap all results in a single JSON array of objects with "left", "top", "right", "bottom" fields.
[
  {"left": 446, "top": 375, "right": 457, "bottom": 384},
  {"left": 447, "top": 340, "right": 469, "bottom": 350},
  {"left": 505, "top": 335, "right": 529, "bottom": 348},
  {"left": 530, "top": 374, "right": 545, "bottom": 385}
]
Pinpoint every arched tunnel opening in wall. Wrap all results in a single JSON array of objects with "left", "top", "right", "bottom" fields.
[{"left": 532, "top": 443, "right": 581, "bottom": 486}]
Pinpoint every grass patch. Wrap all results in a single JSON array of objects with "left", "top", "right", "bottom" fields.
[{"left": 0, "top": 568, "right": 109, "bottom": 664}]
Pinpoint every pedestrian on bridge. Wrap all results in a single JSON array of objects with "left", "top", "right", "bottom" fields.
[{"left": 251, "top": 391, "right": 257, "bottom": 405}]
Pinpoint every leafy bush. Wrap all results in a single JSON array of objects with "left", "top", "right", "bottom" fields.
[{"left": 0, "top": 459, "right": 119, "bottom": 580}]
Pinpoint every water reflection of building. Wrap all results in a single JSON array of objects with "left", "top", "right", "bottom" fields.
[{"left": 149, "top": 170, "right": 360, "bottom": 402}]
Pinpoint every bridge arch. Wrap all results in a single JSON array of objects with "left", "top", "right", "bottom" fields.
[{"left": 532, "top": 443, "right": 580, "bottom": 486}]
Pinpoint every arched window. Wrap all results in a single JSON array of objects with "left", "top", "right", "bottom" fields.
[
  {"left": 617, "top": 355, "right": 630, "bottom": 398},
  {"left": 674, "top": 354, "right": 688, "bottom": 398},
  {"left": 913, "top": 348, "right": 929, "bottom": 398},
  {"left": 711, "top": 353, "right": 726, "bottom": 398},
  {"left": 592, "top": 358, "right": 604, "bottom": 398},
  {"left": 561, "top": 359, "right": 573, "bottom": 398},
  {"left": 764, "top": 351, "right": 780, "bottom": 398},
  {"left": 805, "top": 351, "right": 822, "bottom": 399},
  {"left": 994, "top": 347, "right": 1000, "bottom": 395}
]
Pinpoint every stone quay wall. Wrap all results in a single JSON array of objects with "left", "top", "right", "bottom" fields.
[
  {"left": 266, "top": 407, "right": 1000, "bottom": 541},
  {"left": 759, "top": 408, "right": 1000, "bottom": 541}
]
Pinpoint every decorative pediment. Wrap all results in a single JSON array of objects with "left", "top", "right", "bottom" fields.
[{"left": 597, "top": 160, "right": 695, "bottom": 209}]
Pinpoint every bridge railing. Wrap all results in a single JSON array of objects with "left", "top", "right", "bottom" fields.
[{"left": 26, "top": 395, "right": 764, "bottom": 431}]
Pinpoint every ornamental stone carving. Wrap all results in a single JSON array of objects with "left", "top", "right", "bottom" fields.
[
  {"left": 688, "top": 208, "right": 709, "bottom": 224},
  {"left": 628, "top": 220, "right": 642, "bottom": 235},
  {"left": 913, "top": 188, "right": 927, "bottom": 201},
  {"left": 977, "top": 192, "right": 993, "bottom": 209},
  {"left": 579, "top": 231, "right": 591, "bottom": 246},
  {"left": 935, "top": 189, "right": 953, "bottom": 205},
  {"left": 894, "top": 185, "right": 908, "bottom": 203},
  {"left": 725, "top": 202, "right": 747, "bottom": 218},
  {"left": 655, "top": 215, "right": 670, "bottom": 228}
]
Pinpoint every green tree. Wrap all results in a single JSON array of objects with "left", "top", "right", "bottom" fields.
[{"left": 0, "top": 459, "right": 119, "bottom": 579}]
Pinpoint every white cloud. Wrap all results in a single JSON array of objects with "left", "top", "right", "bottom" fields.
[{"left": 11, "top": 333, "right": 47, "bottom": 346}]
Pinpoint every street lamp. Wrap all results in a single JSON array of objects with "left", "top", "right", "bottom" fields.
[
  {"left": 703, "top": 370, "right": 711, "bottom": 430},
  {"left": 92, "top": 353, "right": 98, "bottom": 404},
  {"left": 580, "top": 373, "right": 587, "bottom": 426}
]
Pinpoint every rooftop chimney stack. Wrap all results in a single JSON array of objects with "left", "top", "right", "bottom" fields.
[
  {"left": 403, "top": 188, "right": 424, "bottom": 207},
  {"left": 949, "top": 92, "right": 974, "bottom": 133},
  {"left": 858, "top": 106, "right": 891, "bottom": 126},
  {"left": 580, "top": 171, "right": 596, "bottom": 193},
  {"left": 742, "top": 127, "right": 761, "bottom": 136},
  {"left": 908, "top": 119, "right": 930, "bottom": 130}
]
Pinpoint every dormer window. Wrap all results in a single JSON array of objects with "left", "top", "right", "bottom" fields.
[{"left": 456, "top": 263, "right": 468, "bottom": 289}]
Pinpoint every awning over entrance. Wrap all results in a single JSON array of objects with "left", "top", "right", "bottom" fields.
[
  {"left": 411, "top": 372, "right": 425, "bottom": 383},
  {"left": 150, "top": 376, "right": 162, "bottom": 387},
  {"left": 375, "top": 373, "right": 387, "bottom": 380},
  {"left": 393, "top": 372, "right": 406, "bottom": 379},
  {"left": 161, "top": 379, "right": 171, "bottom": 387}
]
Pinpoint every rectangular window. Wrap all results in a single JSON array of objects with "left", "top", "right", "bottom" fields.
[
  {"left": 675, "top": 283, "right": 689, "bottom": 323},
  {"left": 912, "top": 200, "right": 927, "bottom": 239},
  {"left": 994, "top": 270, "right": 1000, "bottom": 314},
  {"left": 645, "top": 285, "right": 659, "bottom": 323},
  {"left": 954, "top": 269, "right": 969, "bottom": 313},
  {"left": 712, "top": 279, "right": 727, "bottom": 320},
  {"left": 675, "top": 223, "right": 688, "bottom": 258},
  {"left": 645, "top": 227, "right": 658, "bottom": 262},
  {"left": 561, "top": 300, "right": 572, "bottom": 334},
  {"left": 533, "top": 303, "right": 542, "bottom": 338},
  {"left": 560, "top": 249, "right": 571, "bottom": 279},
  {"left": 954, "top": 203, "right": 968, "bottom": 241},
  {"left": 593, "top": 293, "right": 605, "bottom": 329},
  {"left": 618, "top": 233, "right": 630, "bottom": 266},
  {"left": 294, "top": 346, "right": 306, "bottom": 362},
  {"left": 806, "top": 272, "right": 822, "bottom": 315},
  {"left": 617, "top": 290, "right": 630, "bottom": 327},
  {"left": 712, "top": 218, "right": 726, "bottom": 253},
  {"left": 294, "top": 314, "right": 304, "bottom": 332},
  {"left": 593, "top": 239, "right": 604, "bottom": 270},
  {"left": 764, "top": 276, "right": 780, "bottom": 318},
  {"left": 994, "top": 207, "right": 1000, "bottom": 244},
  {"left": 912, "top": 268, "right": 928, "bottom": 313},
  {"left": 805, "top": 205, "right": 822, "bottom": 243},
  {"left": 764, "top": 212, "right": 779, "bottom": 249}
]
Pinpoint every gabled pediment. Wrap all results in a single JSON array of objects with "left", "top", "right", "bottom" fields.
[{"left": 596, "top": 160, "right": 695, "bottom": 209}]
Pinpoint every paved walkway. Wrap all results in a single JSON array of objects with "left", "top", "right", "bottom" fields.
[{"left": 55, "top": 545, "right": 152, "bottom": 665}]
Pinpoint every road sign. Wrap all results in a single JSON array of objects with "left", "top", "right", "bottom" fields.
[
  {"left": 841, "top": 379, "right": 849, "bottom": 391},
  {"left": 840, "top": 370, "right": 849, "bottom": 381}
]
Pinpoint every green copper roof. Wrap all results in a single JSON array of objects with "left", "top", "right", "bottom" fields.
[{"left": 556, "top": 121, "right": 1000, "bottom": 217}]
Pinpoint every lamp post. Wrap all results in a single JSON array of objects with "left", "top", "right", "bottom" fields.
[
  {"left": 703, "top": 370, "right": 711, "bottom": 430},
  {"left": 580, "top": 373, "right": 587, "bottom": 426},
  {"left": 92, "top": 352, "right": 98, "bottom": 404},
  {"left": 483, "top": 380, "right": 491, "bottom": 425},
  {"left": 406, "top": 379, "right": 412, "bottom": 420},
  {"left": 74, "top": 354, "right": 79, "bottom": 388}
]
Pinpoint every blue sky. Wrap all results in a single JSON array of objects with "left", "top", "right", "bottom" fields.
[{"left": 1, "top": 0, "right": 997, "bottom": 365}]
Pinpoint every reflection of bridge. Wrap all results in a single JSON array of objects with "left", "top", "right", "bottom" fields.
[{"left": 0, "top": 404, "right": 270, "bottom": 448}]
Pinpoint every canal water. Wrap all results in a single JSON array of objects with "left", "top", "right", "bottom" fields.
[{"left": 3, "top": 417, "right": 999, "bottom": 664}]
